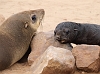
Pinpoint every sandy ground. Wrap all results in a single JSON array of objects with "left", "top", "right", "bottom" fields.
[{"left": 0, "top": 0, "right": 100, "bottom": 74}]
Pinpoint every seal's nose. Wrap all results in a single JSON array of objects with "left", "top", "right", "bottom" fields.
[
  {"left": 41, "top": 9, "right": 45, "bottom": 15},
  {"left": 56, "top": 36, "right": 60, "bottom": 40},
  {"left": 37, "top": 9, "right": 45, "bottom": 15},
  {"left": 37, "top": 9, "right": 45, "bottom": 20}
]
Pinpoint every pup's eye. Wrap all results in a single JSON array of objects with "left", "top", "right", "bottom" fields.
[
  {"left": 66, "top": 30, "right": 69, "bottom": 34},
  {"left": 32, "top": 15, "right": 36, "bottom": 21},
  {"left": 63, "top": 28, "right": 69, "bottom": 34}
]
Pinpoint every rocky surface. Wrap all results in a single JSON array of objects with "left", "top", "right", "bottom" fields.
[
  {"left": 72, "top": 45, "right": 100, "bottom": 73},
  {"left": 28, "top": 31, "right": 72, "bottom": 65},
  {"left": 1, "top": 0, "right": 100, "bottom": 74},
  {"left": 31, "top": 46, "right": 75, "bottom": 74}
]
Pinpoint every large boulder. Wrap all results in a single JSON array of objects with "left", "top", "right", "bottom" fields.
[
  {"left": 31, "top": 46, "right": 75, "bottom": 74},
  {"left": 28, "top": 31, "right": 72, "bottom": 65},
  {"left": 72, "top": 45, "right": 100, "bottom": 73}
]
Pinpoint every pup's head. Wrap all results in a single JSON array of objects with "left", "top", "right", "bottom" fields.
[{"left": 54, "top": 22, "right": 78, "bottom": 43}]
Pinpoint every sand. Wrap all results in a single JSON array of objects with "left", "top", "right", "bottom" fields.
[{"left": 0, "top": 0, "right": 100, "bottom": 74}]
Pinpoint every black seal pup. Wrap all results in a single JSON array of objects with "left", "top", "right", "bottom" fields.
[{"left": 54, "top": 22, "right": 100, "bottom": 45}]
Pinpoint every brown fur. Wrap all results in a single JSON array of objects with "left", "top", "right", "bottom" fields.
[{"left": 0, "top": 9, "right": 44, "bottom": 70}]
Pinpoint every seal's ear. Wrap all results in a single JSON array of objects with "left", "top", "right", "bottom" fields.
[
  {"left": 24, "top": 22, "right": 28, "bottom": 29},
  {"left": 74, "top": 29, "right": 78, "bottom": 31}
]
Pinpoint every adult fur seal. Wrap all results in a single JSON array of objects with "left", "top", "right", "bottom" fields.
[
  {"left": 0, "top": 9, "right": 44, "bottom": 70},
  {"left": 54, "top": 22, "right": 100, "bottom": 45}
]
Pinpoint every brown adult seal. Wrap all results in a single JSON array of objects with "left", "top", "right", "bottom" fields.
[
  {"left": 0, "top": 9, "right": 44, "bottom": 70},
  {"left": 54, "top": 22, "right": 100, "bottom": 45}
]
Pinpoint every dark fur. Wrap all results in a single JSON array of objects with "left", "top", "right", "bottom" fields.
[{"left": 54, "top": 22, "right": 100, "bottom": 45}]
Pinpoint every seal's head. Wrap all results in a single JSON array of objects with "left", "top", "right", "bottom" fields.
[
  {"left": 27, "top": 9, "right": 45, "bottom": 31},
  {"left": 16, "top": 9, "right": 45, "bottom": 31},
  {"left": 54, "top": 22, "right": 79, "bottom": 43},
  {"left": 2, "top": 9, "right": 45, "bottom": 34}
]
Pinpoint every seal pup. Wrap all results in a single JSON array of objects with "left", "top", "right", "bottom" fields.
[
  {"left": 0, "top": 9, "right": 44, "bottom": 70},
  {"left": 54, "top": 22, "right": 100, "bottom": 45}
]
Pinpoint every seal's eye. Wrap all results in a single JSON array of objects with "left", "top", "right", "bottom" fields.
[
  {"left": 32, "top": 15, "right": 36, "bottom": 21},
  {"left": 63, "top": 28, "right": 70, "bottom": 34},
  {"left": 66, "top": 31, "right": 69, "bottom": 34}
]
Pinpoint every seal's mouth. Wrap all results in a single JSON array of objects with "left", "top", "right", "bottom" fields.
[
  {"left": 58, "top": 39, "right": 67, "bottom": 44},
  {"left": 56, "top": 39, "right": 67, "bottom": 44},
  {"left": 39, "top": 9, "right": 45, "bottom": 23},
  {"left": 39, "top": 14, "right": 44, "bottom": 25},
  {"left": 38, "top": 12, "right": 45, "bottom": 31},
  {"left": 38, "top": 9, "right": 45, "bottom": 26},
  {"left": 55, "top": 36, "right": 67, "bottom": 44},
  {"left": 60, "top": 40, "right": 66, "bottom": 43},
  {"left": 40, "top": 14, "right": 44, "bottom": 22}
]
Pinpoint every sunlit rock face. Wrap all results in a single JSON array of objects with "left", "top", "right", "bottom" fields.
[{"left": 31, "top": 46, "right": 75, "bottom": 74}]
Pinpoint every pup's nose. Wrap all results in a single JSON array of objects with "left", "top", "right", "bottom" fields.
[{"left": 56, "top": 36, "right": 60, "bottom": 40}]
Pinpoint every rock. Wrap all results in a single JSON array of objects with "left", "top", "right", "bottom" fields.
[
  {"left": 31, "top": 46, "right": 75, "bottom": 74},
  {"left": 72, "top": 45, "right": 100, "bottom": 73},
  {"left": 0, "top": 14, "right": 5, "bottom": 25},
  {"left": 28, "top": 31, "right": 73, "bottom": 65}
]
